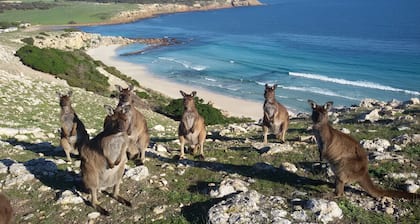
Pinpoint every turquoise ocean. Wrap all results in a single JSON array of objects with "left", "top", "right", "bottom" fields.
[{"left": 80, "top": 0, "right": 420, "bottom": 113}]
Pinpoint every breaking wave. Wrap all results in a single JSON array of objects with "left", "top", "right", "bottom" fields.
[{"left": 289, "top": 72, "right": 420, "bottom": 95}]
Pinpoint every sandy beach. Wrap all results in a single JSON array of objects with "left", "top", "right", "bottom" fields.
[{"left": 87, "top": 44, "right": 263, "bottom": 121}]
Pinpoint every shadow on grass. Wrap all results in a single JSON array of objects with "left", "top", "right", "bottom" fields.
[
  {"left": 149, "top": 152, "right": 333, "bottom": 223},
  {"left": 3, "top": 138, "right": 65, "bottom": 158},
  {"left": 150, "top": 136, "right": 177, "bottom": 144},
  {"left": 1, "top": 138, "right": 84, "bottom": 192}
]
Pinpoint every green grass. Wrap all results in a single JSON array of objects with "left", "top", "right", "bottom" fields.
[
  {"left": 339, "top": 199, "right": 395, "bottom": 223},
  {"left": 1, "top": 77, "right": 419, "bottom": 223},
  {"left": 0, "top": 2, "right": 133, "bottom": 25}
]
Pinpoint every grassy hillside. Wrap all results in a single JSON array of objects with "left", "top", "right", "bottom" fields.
[
  {"left": 0, "top": 63, "right": 419, "bottom": 223},
  {"left": 0, "top": 1, "right": 133, "bottom": 25}
]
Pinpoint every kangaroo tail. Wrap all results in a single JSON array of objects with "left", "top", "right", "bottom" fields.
[{"left": 359, "top": 173, "right": 419, "bottom": 200}]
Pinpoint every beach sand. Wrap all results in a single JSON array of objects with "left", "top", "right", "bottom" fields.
[{"left": 87, "top": 44, "right": 263, "bottom": 121}]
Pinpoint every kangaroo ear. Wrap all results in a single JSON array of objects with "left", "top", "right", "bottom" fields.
[
  {"left": 180, "top": 90, "right": 187, "bottom": 97},
  {"left": 273, "top": 84, "right": 278, "bottom": 90},
  {"left": 115, "top": 84, "right": 123, "bottom": 92},
  {"left": 265, "top": 83, "right": 269, "bottom": 88},
  {"left": 191, "top": 91, "right": 197, "bottom": 97},
  {"left": 324, "top": 101, "right": 334, "bottom": 111},
  {"left": 104, "top": 105, "right": 114, "bottom": 116},
  {"left": 308, "top": 99, "right": 317, "bottom": 109},
  {"left": 128, "top": 84, "right": 134, "bottom": 91},
  {"left": 56, "top": 91, "right": 63, "bottom": 98},
  {"left": 67, "top": 90, "right": 73, "bottom": 97}
]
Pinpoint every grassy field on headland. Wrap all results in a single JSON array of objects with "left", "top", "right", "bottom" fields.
[
  {"left": 0, "top": 1, "right": 134, "bottom": 25},
  {"left": 0, "top": 0, "right": 256, "bottom": 26}
]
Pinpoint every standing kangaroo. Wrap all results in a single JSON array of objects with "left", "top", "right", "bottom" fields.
[
  {"left": 263, "top": 84, "right": 289, "bottom": 144},
  {"left": 80, "top": 105, "right": 132, "bottom": 216},
  {"left": 308, "top": 100, "right": 419, "bottom": 199},
  {"left": 115, "top": 84, "right": 150, "bottom": 165},
  {"left": 57, "top": 90, "right": 89, "bottom": 162},
  {"left": 178, "top": 90, "right": 206, "bottom": 160}
]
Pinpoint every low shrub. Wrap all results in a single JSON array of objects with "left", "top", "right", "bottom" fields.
[
  {"left": 160, "top": 97, "right": 251, "bottom": 125},
  {"left": 136, "top": 91, "right": 150, "bottom": 99},
  {"left": 15, "top": 45, "right": 110, "bottom": 95},
  {"left": 21, "top": 37, "right": 34, "bottom": 45}
]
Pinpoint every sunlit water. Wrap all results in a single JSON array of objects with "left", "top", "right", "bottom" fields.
[{"left": 81, "top": 0, "right": 420, "bottom": 113}]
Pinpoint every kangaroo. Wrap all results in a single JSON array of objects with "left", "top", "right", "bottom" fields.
[
  {"left": 80, "top": 105, "right": 132, "bottom": 216},
  {"left": 0, "top": 192, "right": 13, "bottom": 224},
  {"left": 178, "top": 90, "right": 206, "bottom": 160},
  {"left": 308, "top": 99, "right": 419, "bottom": 199},
  {"left": 115, "top": 84, "right": 150, "bottom": 165},
  {"left": 263, "top": 84, "right": 289, "bottom": 144},
  {"left": 57, "top": 90, "right": 89, "bottom": 162}
]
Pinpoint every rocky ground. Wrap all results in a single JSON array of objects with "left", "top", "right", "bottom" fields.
[{"left": 0, "top": 31, "right": 419, "bottom": 223}]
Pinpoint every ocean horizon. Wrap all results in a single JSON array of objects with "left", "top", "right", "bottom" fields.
[{"left": 80, "top": 0, "right": 420, "bottom": 114}]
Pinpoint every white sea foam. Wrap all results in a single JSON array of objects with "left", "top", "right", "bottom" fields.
[
  {"left": 205, "top": 77, "right": 217, "bottom": 82},
  {"left": 158, "top": 57, "right": 207, "bottom": 71},
  {"left": 255, "top": 82, "right": 358, "bottom": 100},
  {"left": 289, "top": 72, "right": 420, "bottom": 95},
  {"left": 191, "top": 65, "right": 207, "bottom": 71},
  {"left": 280, "top": 85, "right": 360, "bottom": 101}
]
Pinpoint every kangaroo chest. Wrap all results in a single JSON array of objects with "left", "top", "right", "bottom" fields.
[
  {"left": 183, "top": 112, "right": 196, "bottom": 132},
  {"left": 99, "top": 160, "right": 126, "bottom": 190},
  {"left": 61, "top": 113, "right": 75, "bottom": 133},
  {"left": 264, "top": 102, "right": 277, "bottom": 120}
]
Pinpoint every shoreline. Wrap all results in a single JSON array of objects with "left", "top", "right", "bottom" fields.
[{"left": 86, "top": 45, "right": 263, "bottom": 121}]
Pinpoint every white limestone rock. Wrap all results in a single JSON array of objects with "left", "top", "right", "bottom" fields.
[
  {"left": 124, "top": 165, "right": 149, "bottom": 181},
  {"left": 153, "top": 124, "right": 165, "bottom": 132},
  {"left": 56, "top": 190, "right": 84, "bottom": 205},
  {"left": 208, "top": 190, "right": 290, "bottom": 224},
  {"left": 210, "top": 177, "right": 249, "bottom": 198},
  {"left": 360, "top": 138, "right": 391, "bottom": 152},
  {"left": 280, "top": 162, "right": 298, "bottom": 173},
  {"left": 306, "top": 199, "right": 343, "bottom": 224},
  {"left": 358, "top": 109, "right": 381, "bottom": 123}
]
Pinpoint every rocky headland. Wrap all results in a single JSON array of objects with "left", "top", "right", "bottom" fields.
[{"left": 109, "top": 0, "right": 262, "bottom": 25}]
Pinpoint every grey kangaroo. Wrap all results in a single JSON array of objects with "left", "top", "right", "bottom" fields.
[
  {"left": 115, "top": 84, "right": 150, "bottom": 165},
  {"left": 57, "top": 90, "right": 89, "bottom": 162},
  {"left": 262, "top": 84, "right": 289, "bottom": 144},
  {"left": 80, "top": 105, "right": 132, "bottom": 216},
  {"left": 308, "top": 99, "right": 419, "bottom": 199},
  {"left": 178, "top": 90, "right": 206, "bottom": 160}
]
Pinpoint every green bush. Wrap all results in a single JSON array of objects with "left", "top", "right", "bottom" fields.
[
  {"left": 21, "top": 37, "right": 34, "bottom": 45},
  {"left": 160, "top": 97, "right": 251, "bottom": 125},
  {"left": 0, "top": 21, "right": 19, "bottom": 29},
  {"left": 136, "top": 91, "right": 150, "bottom": 99},
  {"left": 15, "top": 45, "right": 110, "bottom": 95}
]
